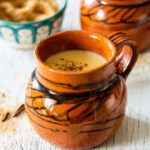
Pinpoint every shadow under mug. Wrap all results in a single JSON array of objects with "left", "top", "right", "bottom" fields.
[{"left": 25, "top": 30, "right": 138, "bottom": 149}]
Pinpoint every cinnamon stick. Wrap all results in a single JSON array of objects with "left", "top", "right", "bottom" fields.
[
  {"left": 13, "top": 104, "right": 25, "bottom": 118},
  {"left": 2, "top": 112, "right": 10, "bottom": 122}
]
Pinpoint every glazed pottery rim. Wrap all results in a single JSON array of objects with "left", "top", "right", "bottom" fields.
[
  {"left": 35, "top": 30, "right": 117, "bottom": 75},
  {"left": 0, "top": 0, "right": 67, "bottom": 26}
]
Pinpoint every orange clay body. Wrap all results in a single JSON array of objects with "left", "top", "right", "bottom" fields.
[
  {"left": 25, "top": 31, "right": 138, "bottom": 149},
  {"left": 80, "top": 0, "right": 150, "bottom": 51}
]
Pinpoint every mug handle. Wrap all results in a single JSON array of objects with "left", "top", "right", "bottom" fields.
[{"left": 108, "top": 32, "right": 138, "bottom": 79}]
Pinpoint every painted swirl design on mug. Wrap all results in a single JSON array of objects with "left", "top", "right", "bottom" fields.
[
  {"left": 25, "top": 71, "right": 125, "bottom": 135},
  {"left": 81, "top": 0, "right": 150, "bottom": 30}
]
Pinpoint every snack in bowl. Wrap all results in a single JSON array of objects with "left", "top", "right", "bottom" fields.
[
  {"left": 0, "top": 0, "right": 67, "bottom": 49},
  {"left": 0, "top": 0, "right": 58, "bottom": 22}
]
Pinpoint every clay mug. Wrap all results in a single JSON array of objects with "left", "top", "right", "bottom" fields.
[
  {"left": 80, "top": 0, "right": 150, "bottom": 51},
  {"left": 25, "top": 30, "right": 138, "bottom": 149}
]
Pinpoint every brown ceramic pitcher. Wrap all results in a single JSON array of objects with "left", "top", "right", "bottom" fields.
[
  {"left": 25, "top": 31, "right": 138, "bottom": 149},
  {"left": 80, "top": 0, "right": 150, "bottom": 51}
]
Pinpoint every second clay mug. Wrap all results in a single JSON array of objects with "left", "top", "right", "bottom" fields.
[
  {"left": 25, "top": 31, "right": 138, "bottom": 149},
  {"left": 80, "top": 0, "right": 150, "bottom": 51}
]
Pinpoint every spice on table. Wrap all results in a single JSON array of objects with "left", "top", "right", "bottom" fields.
[
  {"left": 2, "top": 112, "right": 10, "bottom": 122},
  {"left": 0, "top": 92, "right": 7, "bottom": 100},
  {"left": 13, "top": 104, "right": 25, "bottom": 118},
  {"left": 0, "top": 107, "right": 16, "bottom": 132},
  {"left": 1, "top": 93, "right": 6, "bottom": 98}
]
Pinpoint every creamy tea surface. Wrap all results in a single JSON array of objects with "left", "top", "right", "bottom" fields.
[{"left": 45, "top": 50, "right": 107, "bottom": 72}]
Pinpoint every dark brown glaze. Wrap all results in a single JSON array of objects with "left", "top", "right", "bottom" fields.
[
  {"left": 81, "top": 0, "right": 150, "bottom": 51},
  {"left": 26, "top": 71, "right": 126, "bottom": 149},
  {"left": 26, "top": 70, "right": 121, "bottom": 123},
  {"left": 25, "top": 31, "right": 138, "bottom": 149}
]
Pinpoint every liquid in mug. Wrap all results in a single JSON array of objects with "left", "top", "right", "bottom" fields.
[{"left": 45, "top": 50, "right": 107, "bottom": 72}]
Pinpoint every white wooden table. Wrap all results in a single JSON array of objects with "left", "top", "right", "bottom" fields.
[{"left": 0, "top": 0, "right": 150, "bottom": 149}]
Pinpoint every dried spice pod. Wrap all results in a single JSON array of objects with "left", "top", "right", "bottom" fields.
[
  {"left": 0, "top": 92, "right": 6, "bottom": 99},
  {"left": 1, "top": 93, "right": 6, "bottom": 98},
  {"left": 13, "top": 104, "right": 25, "bottom": 118},
  {"left": 2, "top": 112, "right": 10, "bottom": 122}
]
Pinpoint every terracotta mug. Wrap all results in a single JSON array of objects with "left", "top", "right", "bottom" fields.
[
  {"left": 25, "top": 31, "right": 138, "bottom": 149},
  {"left": 80, "top": 0, "right": 150, "bottom": 51}
]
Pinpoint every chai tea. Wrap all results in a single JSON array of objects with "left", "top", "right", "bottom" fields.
[{"left": 45, "top": 50, "right": 107, "bottom": 72}]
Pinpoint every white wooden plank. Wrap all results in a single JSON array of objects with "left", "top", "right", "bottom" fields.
[{"left": 0, "top": 0, "right": 150, "bottom": 149}]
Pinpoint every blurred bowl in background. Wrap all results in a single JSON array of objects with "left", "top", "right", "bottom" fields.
[{"left": 0, "top": 0, "right": 67, "bottom": 49}]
